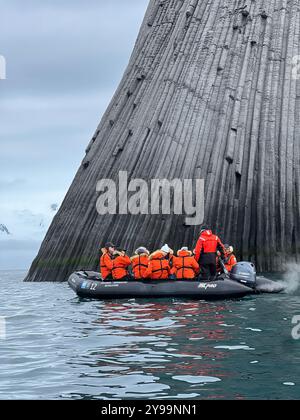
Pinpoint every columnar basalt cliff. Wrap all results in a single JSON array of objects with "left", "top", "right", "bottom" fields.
[{"left": 26, "top": 0, "right": 300, "bottom": 281}]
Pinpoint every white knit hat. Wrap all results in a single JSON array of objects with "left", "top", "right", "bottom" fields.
[{"left": 161, "top": 244, "right": 171, "bottom": 253}]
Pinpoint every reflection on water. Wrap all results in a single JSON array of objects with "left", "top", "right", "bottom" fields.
[
  {"left": 66, "top": 300, "right": 231, "bottom": 400},
  {"left": 0, "top": 271, "right": 300, "bottom": 400}
]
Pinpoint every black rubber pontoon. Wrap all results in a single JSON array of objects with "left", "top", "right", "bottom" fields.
[
  {"left": 68, "top": 272, "right": 252, "bottom": 300},
  {"left": 68, "top": 262, "right": 284, "bottom": 300}
]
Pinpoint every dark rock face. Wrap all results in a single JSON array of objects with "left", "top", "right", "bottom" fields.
[
  {"left": 26, "top": 0, "right": 300, "bottom": 281},
  {"left": 0, "top": 224, "right": 10, "bottom": 235}
]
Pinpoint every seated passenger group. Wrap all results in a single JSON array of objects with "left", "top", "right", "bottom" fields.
[{"left": 100, "top": 227, "right": 238, "bottom": 281}]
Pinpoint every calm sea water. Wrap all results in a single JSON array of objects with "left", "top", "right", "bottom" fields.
[{"left": 0, "top": 270, "right": 300, "bottom": 400}]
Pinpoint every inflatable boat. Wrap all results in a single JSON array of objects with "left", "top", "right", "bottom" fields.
[{"left": 68, "top": 262, "right": 284, "bottom": 300}]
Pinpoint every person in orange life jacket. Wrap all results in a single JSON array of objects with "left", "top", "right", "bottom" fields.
[
  {"left": 162, "top": 244, "right": 175, "bottom": 276},
  {"left": 112, "top": 248, "right": 132, "bottom": 281},
  {"left": 100, "top": 242, "right": 115, "bottom": 280},
  {"left": 194, "top": 226, "right": 225, "bottom": 281},
  {"left": 224, "top": 245, "right": 237, "bottom": 272},
  {"left": 146, "top": 244, "right": 173, "bottom": 280},
  {"left": 156, "top": 243, "right": 173, "bottom": 262},
  {"left": 171, "top": 247, "right": 200, "bottom": 279},
  {"left": 131, "top": 247, "right": 150, "bottom": 280}
]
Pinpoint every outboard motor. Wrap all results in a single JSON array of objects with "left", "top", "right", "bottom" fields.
[{"left": 230, "top": 262, "right": 257, "bottom": 289}]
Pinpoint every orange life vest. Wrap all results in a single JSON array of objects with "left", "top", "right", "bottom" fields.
[
  {"left": 131, "top": 254, "right": 149, "bottom": 279},
  {"left": 146, "top": 251, "right": 170, "bottom": 280},
  {"left": 112, "top": 254, "right": 131, "bottom": 280},
  {"left": 225, "top": 253, "right": 237, "bottom": 272},
  {"left": 100, "top": 251, "right": 113, "bottom": 280},
  {"left": 172, "top": 250, "right": 200, "bottom": 279}
]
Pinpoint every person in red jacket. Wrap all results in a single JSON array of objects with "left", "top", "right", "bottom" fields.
[
  {"left": 100, "top": 242, "right": 115, "bottom": 280},
  {"left": 224, "top": 245, "right": 237, "bottom": 272},
  {"left": 194, "top": 226, "right": 225, "bottom": 281},
  {"left": 112, "top": 248, "right": 132, "bottom": 280},
  {"left": 131, "top": 247, "right": 150, "bottom": 280},
  {"left": 171, "top": 247, "right": 200, "bottom": 279}
]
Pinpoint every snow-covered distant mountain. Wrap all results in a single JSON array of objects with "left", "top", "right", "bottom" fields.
[
  {"left": 0, "top": 175, "right": 62, "bottom": 268},
  {"left": 0, "top": 203, "right": 60, "bottom": 242},
  {"left": 0, "top": 224, "right": 11, "bottom": 235},
  {"left": 0, "top": 202, "right": 60, "bottom": 269}
]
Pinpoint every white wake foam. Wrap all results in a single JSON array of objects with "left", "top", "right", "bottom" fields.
[{"left": 277, "top": 263, "right": 300, "bottom": 294}]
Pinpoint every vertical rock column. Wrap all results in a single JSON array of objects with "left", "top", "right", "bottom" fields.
[{"left": 26, "top": 0, "right": 300, "bottom": 281}]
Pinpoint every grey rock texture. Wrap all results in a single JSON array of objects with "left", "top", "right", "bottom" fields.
[{"left": 26, "top": 0, "right": 300, "bottom": 281}]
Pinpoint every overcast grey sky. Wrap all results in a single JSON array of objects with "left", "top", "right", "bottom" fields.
[{"left": 0, "top": 0, "right": 149, "bottom": 269}]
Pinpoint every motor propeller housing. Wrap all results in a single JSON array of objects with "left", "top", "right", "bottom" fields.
[{"left": 230, "top": 262, "right": 257, "bottom": 289}]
